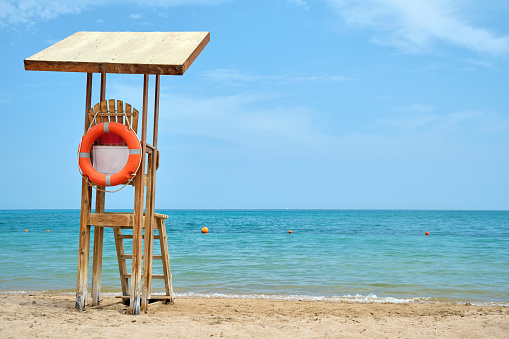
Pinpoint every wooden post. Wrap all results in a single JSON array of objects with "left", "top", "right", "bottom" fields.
[
  {"left": 158, "top": 218, "right": 174, "bottom": 301},
  {"left": 76, "top": 72, "right": 93, "bottom": 310},
  {"left": 141, "top": 75, "right": 161, "bottom": 311},
  {"left": 91, "top": 72, "right": 107, "bottom": 306},
  {"left": 130, "top": 74, "right": 149, "bottom": 315},
  {"left": 141, "top": 152, "right": 154, "bottom": 312}
]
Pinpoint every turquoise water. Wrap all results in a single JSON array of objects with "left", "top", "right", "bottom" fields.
[{"left": 1, "top": 209, "right": 508, "bottom": 304}]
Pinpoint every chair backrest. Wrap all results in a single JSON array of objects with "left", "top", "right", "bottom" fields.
[{"left": 88, "top": 99, "right": 139, "bottom": 133}]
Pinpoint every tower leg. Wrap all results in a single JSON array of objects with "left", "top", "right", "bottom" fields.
[
  {"left": 129, "top": 74, "right": 149, "bottom": 315},
  {"left": 76, "top": 72, "right": 93, "bottom": 311},
  {"left": 141, "top": 153, "right": 155, "bottom": 312},
  {"left": 91, "top": 188, "right": 105, "bottom": 306},
  {"left": 76, "top": 180, "right": 91, "bottom": 310}
]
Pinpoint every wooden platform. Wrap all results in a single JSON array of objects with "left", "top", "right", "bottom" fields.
[{"left": 24, "top": 31, "right": 210, "bottom": 75}]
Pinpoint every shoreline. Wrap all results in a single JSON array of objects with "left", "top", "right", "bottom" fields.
[
  {"left": 1, "top": 294, "right": 508, "bottom": 338},
  {"left": 2, "top": 290, "right": 508, "bottom": 307}
]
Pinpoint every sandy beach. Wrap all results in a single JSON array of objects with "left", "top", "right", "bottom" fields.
[{"left": 1, "top": 294, "right": 507, "bottom": 338}]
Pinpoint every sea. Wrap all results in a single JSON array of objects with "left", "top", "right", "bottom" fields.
[{"left": 1, "top": 209, "right": 508, "bottom": 305}]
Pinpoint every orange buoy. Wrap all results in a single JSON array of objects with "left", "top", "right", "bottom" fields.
[
  {"left": 78, "top": 122, "right": 141, "bottom": 186},
  {"left": 288, "top": 230, "right": 292, "bottom": 234},
  {"left": 201, "top": 227, "right": 209, "bottom": 233},
  {"left": 24, "top": 229, "right": 28, "bottom": 232},
  {"left": 425, "top": 232, "right": 429, "bottom": 236},
  {"left": 46, "top": 230, "right": 50, "bottom": 232}
]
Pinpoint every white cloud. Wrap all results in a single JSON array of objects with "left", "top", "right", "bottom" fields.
[
  {"left": 158, "top": 92, "right": 331, "bottom": 154},
  {"left": 375, "top": 109, "right": 507, "bottom": 137},
  {"left": 129, "top": 13, "right": 142, "bottom": 19},
  {"left": 200, "top": 69, "right": 354, "bottom": 85},
  {"left": 283, "top": 0, "right": 308, "bottom": 9},
  {"left": 107, "top": 80, "right": 509, "bottom": 165},
  {"left": 105, "top": 81, "right": 334, "bottom": 156},
  {"left": 0, "top": 0, "right": 88, "bottom": 26},
  {"left": 326, "top": 0, "right": 509, "bottom": 55},
  {"left": 0, "top": 0, "right": 230, "bottom": 27}
]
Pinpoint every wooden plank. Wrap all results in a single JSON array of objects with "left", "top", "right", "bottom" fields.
[
  {"left": 129, "top": 74, "right": 149, "bottom": 315},
  {"left": 88, "top": 213, "right": 166, "bottom": 227},
  {"left": 24, "top": 32, "right": 210, "bottom": 75},
  {"left": 113, "top": 228, "right": 130, "bottom": 295},
  {"left": 99, "top": 100, "right": 108, "bottom": 124},
  {"left": 89, "top": 103, "right": 100, "bottom": 127},
  {"left": 141, "top": 74, "right": 161, "bottom": 311},
  {"left": 125, "top": 103, "right": 132, "bottom": 131},
  {"left": 76, "top": 180, "right": 91, "bottom": 311},
  {"left": 108, "top": 99, "right": 116, "bottom": 122},
  {"left": 100, "top": 72, "right": 106, "bottom": 101},
  {"left": 83, "top": 73, "right": 92, "bottom": 130},
  {"left": 91, "top": 224, "right": 104, "bottom": 306},
  {"left": 154, "top": 213, "right": 169, "bottom": 219},
  {"left": 88, "top": 108, "right": 95, "bottom": 128},
  {"left": 92, "top": 69, "right": 106, "bottom": 306},
  {"left": 93, "top": 112, "right": 130, "bottom": 117},
  {"left": 99, "top": 73, "right": 106, "bottom": 124},
  {"left": 142, "top": 152, "right": 155, "bottom": 311},
  {"left": 153, "top": 75, "right": 161, "bottom": 151},
  {"left": 117, "top": 100, "right": 124, "bottom": 125},
  {"left": 75, "top": 73, "right": 93, "bottom": 311},
  {"left": 89, "top": 213, "right": 133, "bottom": 227},
  {"left": 132, "top": 108, "right": 139, "bottom": 133},
  {"left": 24, "top": 59, "right": 186, "bottom": 75},
  {"left": 92, "top": 183, "right": 106, "bottom": 306}
]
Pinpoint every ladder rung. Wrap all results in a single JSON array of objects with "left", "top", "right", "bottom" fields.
[
  {"left": 123, "top": 274, "right": 165, "bottom": 279},
  {"left": 117, "top": 234, "right": 160, "bottom": 239},
  {"left": 121, "top": 255, "right": 163, "bottom": 260}
]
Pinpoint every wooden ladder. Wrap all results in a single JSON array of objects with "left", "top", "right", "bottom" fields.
[{"left": 113, "top": 213, "right": 174, "bottom": 304}]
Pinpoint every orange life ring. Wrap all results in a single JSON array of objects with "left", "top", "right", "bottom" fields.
[{"left": 78, "top": 122, "right": 141, "bottom": 186}]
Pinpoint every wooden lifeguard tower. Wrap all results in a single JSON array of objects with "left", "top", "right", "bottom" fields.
[{"left": 24, "top": 31, "right": 210, "bottom": 315}]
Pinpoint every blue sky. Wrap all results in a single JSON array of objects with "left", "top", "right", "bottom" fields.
[{"left": 1, "top": 0, "right": 508, "bottom": 210}]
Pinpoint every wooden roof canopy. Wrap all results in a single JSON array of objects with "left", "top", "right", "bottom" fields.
[{"left": 24, "top": 31, "right": 210, "bottom": 75}]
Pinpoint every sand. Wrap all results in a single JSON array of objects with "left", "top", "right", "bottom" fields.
[{"left": 1, "top": 294, "right": 508, "bottom": 338}]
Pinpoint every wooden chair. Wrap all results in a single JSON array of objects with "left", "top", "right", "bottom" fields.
[
  {"left": 88, "top": 99, "right": 159, "bottom": 171},
  {"left": 87, "top": 99, "right": 174, "bottom": 308}
]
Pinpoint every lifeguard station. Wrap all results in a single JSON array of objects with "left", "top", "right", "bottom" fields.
[{"left": 24, "top": 31, "right": 210, "bottom": 315}]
